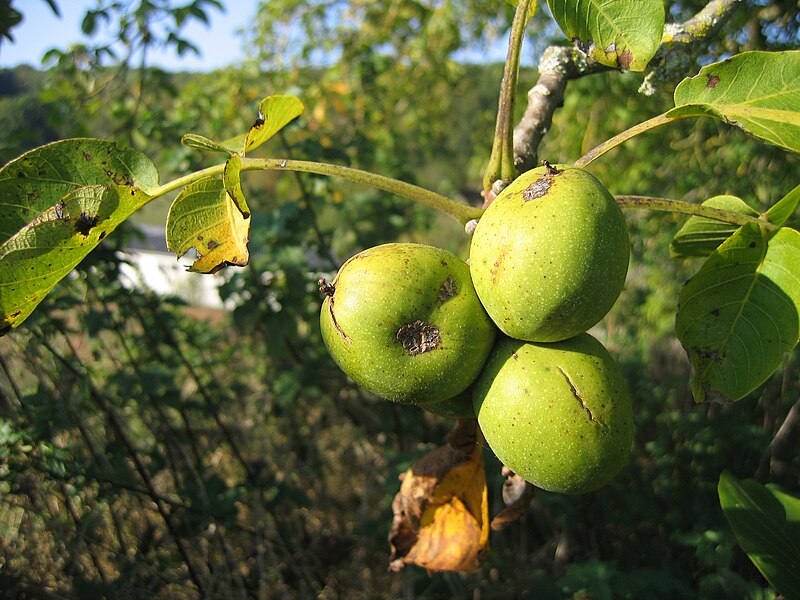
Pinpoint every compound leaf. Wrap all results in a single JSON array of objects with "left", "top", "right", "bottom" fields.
[
  {"left": 0, "top": 138, "right": 159, "bottom": 245},
  {"left": 0, "top": 185, "right": 151, "bottom": 334},
  {"left": 670, "top": 51, "right": 800, "bottom": 154},
  {"left": 675, "top": 223, "right": 800, "bottom": 403},
  {"left": 166, "top": 177, "right": 250, "bottom": 274},
  {"left": 546, "top": 0, "right": 664, "bottom": 71},
  {"left": 670, "top": 195, "right": 760, "bottom": 259},
  {"left": 719, "top": 471, "right": 800, "bottom": 599}
]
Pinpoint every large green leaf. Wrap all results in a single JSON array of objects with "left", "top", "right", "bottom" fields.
[
  {"left": 670, "top": 195, "right": 760, "bottom": 259},
  {"left": 669, "top": 51, "right": 800, "bottom": 154},
  {"left": 0, "top": 138, "right": 159, "bottom": 244},
  {"left": 166, "top": 177, "right": 250, "bottom": 274},
  {"left": 546, "top": 0, "right": 664, "bottom": 71},
  {"left": 0, "top": 185, "right": 151, "bottom": 334},
  {"left": 719, "top": 471, "right": 800, "bottom": 599},
  {"left": 675, "top": 223, "right": 800, "bottom": 403}
]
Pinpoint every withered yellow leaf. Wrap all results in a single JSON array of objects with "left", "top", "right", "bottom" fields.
[
  {"left": 388, "top": 419, "right": 489, "bottom": 573},
  {"left": 166, "top": 177, "right": 250, "bottom": 274}
]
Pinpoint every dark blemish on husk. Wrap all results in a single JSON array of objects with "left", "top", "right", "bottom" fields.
[
  {"left": 396, "top": 320, "right": 441, "bottom": 356},
  {"left": 438, "top": 275, "right": 457, "bottom": 302},
  {"left": 706, "top": 74, "right": 721, "bottom": 88},
  {"left": 207, "top": 240, "right": 220, "bottom": 250},
  {"left": 523, "top": 177, "right": 552, "bottom": 201},
  {"left": 557, "top": 366, "right": 608, "bottom": 430},
  {"left": 83, "top": 151, "right": 93, "bottom": 161}
]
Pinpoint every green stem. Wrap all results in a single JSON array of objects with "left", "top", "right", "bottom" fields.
[
  {"left": 146, "top": 158, "right": 483, "bottom": 225},
  {"left": 616, "top": 195, "right": 778, "bottom": 230},
  {"left": 482, "top": 0, "right": 531, "bottom": 192},
  {"left": 240, "top": 158, "right": 483, "bottom": 225},
  {"left": 575, "top": 112, "right": 688, "bottom": 168},
  {"left": 149, "top": 163, "right": 224, "bottom": 198}
]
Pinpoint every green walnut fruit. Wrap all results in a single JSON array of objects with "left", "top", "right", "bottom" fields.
[
  {"left": 423, "top": 389, "right": 475, "bottom": 419},
  {"left": 470, "top": 164, "right": 630, "bottom": 342},
  {"left": 474, "top": 333, "right": 633, "bottom": 494},
  {"left": 320, "top": 243, "right": 497, "bottom": 405}
]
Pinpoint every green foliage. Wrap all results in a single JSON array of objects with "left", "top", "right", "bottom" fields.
[
  {"left": 670, "top": 51, "right": 800, "bottom": 154},
  {"left": 675, "top": 224, "right": 800, "bottom": 403},
  {"left": 670, "top": 195, "right": 761, "bottom": 259},
  {"left": 547, "top": 0, "right": 665, "bottom": 71},
  {"left": 719, "top": 471, "right": 800, "bottom": 599}
]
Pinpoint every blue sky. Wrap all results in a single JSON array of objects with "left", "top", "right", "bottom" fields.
[{"left": 0, "top": 0, "right": 261, "bottom": 71}]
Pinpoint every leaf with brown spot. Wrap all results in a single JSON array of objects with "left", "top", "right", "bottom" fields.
[
  {"left": 0, "top": 138, "right": 159, "bottom": 245},
  {"left": 670, "top": 51, "right": 800, "bottom": 154},
  {"left": 546, "top": 0, "right": 664, "bottom": 71},
  {"left": 0, "top": 185, "right": 151, "bottom": 333},
  {"left": 166, "top": 177, "right": 250, "bottom": 274},
  {"left": 388, "top": 419, "right": 489, "bottom": 573}
]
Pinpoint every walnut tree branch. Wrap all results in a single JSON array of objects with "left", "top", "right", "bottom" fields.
[{"left": 511, "top": 0, "right": 744, "bottom": 176}]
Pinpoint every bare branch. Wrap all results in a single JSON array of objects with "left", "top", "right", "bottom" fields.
[
  {"left": 511, "top": 0, "right": 744, "bottom": 176},
  {"left": 640, "top": 0, "right": 745, "bottom": 95}
]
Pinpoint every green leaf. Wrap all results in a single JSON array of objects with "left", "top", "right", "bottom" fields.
[
  {"left": 675, "top": 223, "right": 800, "bottom": 403},
  {"left": 719, "top": 471, "right": 800, "bottom": 599},
  {"left": 669, "top": 51, "right": 800, "bottom": 154},
  {"left": 766, "top": 183, "right": 800, "bottom": 227},
  {"left": 182, "top": 95, "right": 305, "bottom": 156},
  {"left": 243, "top": 95, "right": 305, "bottom": 154},
  {"left": 180, "top": 133, "right": 234, "bottom": 155},
  {"left": 0, "top": 139, "right": 159, "bottom": 245},
  {"left": 223, "top": 154, "right": 249, "bottom": 218},
  {"left": 0, "top": 185, "right": 151, "bottom": 334},
  {"left": 670, "top": 195, "right": 760, "bottom": 259},
  {"left": 546, "top": 0, "right": 664, "bottom": 71},
  {"left": 166, "top": 177, "right": 250, "bottom": 274}
]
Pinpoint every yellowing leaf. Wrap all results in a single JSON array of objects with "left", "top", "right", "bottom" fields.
[
  {"left": 166, "top": 177, "right": 250, "bottom": 274},
  {"left": 1, "top": 185, "right": 150, "bottom": 333},
  {"left": 388, "top": 419, "right": 489, "bottom": 573}
]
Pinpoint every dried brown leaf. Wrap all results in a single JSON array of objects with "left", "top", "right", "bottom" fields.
[{"left": 388, "top": 419, "right": 489, "bottom": 573}]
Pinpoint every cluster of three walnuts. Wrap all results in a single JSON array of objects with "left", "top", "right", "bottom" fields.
[{"left": 319, "top": 165, "right": 633, "bottom": 494}]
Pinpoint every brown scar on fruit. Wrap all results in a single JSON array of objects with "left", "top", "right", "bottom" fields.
[
  {"left": 438, "top": 276, "right": 457, "bottom": 303},
  {"left": 523, "top": 161, "right": 561, "bottom": 201},
  {"left": 490, "top": 246, "right": 508, "bottom": 284},
  {"left": 319, "top": 279, "right": 351, "bottom": 341},
  {"left": 557, "top": 366, "right": 608, "bottom": 430},
  {"left": 706, "top": 74, "right": 721, "bottom": 88},
  {"left": 397, "top": 320, "right": 441, "bottom": 356}
]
